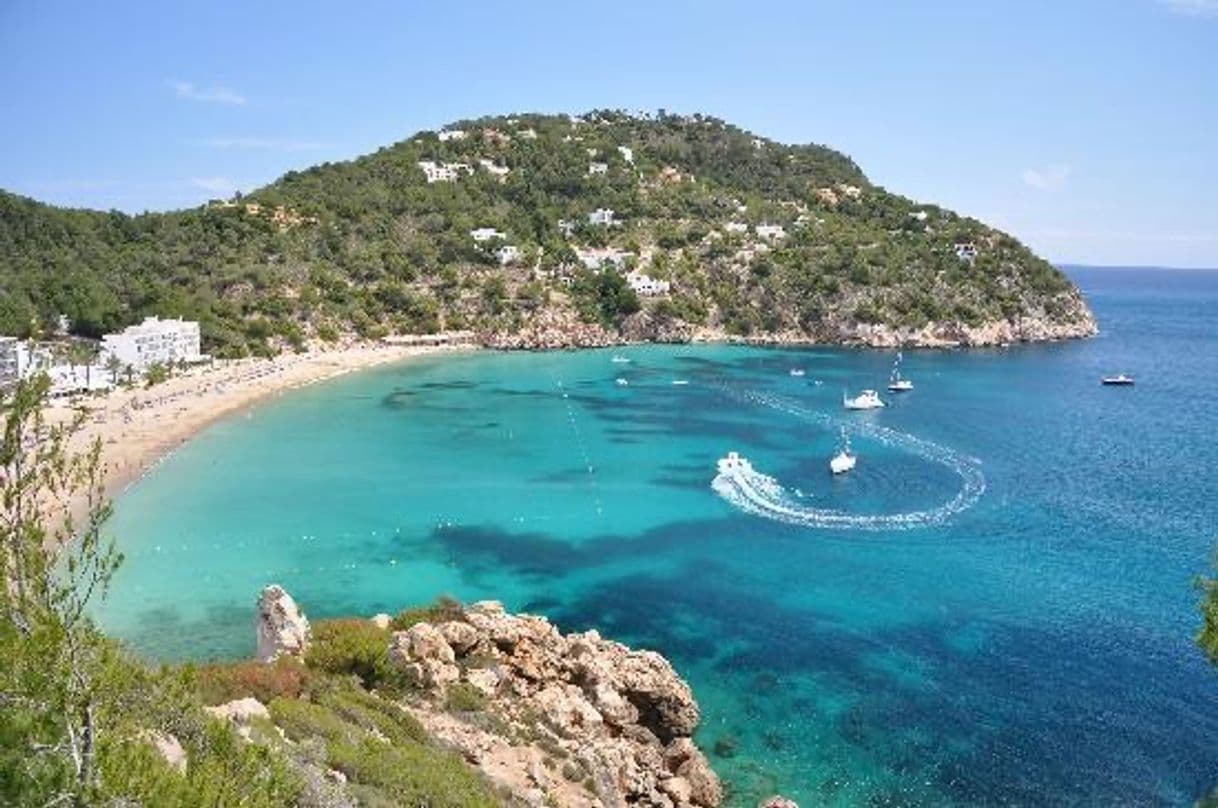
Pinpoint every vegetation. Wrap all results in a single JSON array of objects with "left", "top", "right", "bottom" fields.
[
  {"left": 0, "top": 110, "right": 1087, "bottom": 356},
  {"left": 0, "top": 378, "right": 499, "bottom": 805}
]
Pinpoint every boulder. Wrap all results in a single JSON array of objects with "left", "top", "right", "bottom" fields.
[
  {"left": 664, "top": 738, "right": 722, "bottom": 807},
  {"left": 759, "top": 798, "right": 799, "bottom": 808},
  {"left": 532, "top": 684, "right": 604, "bottom": 739},
  {"left": 439, "top": 620, "right": 480, "bottom": 654},
  {"left": 205, "top": 696, "right": 270, "bottom": 725},
  {"left": 370, "top": 613, "right": 392, "bottom": 630},
  {"left": 255, "top": 585, "right": 310, "bottom": 663},
  {"left": 139, "top": 729, "right": 186, "bottom": 774}
]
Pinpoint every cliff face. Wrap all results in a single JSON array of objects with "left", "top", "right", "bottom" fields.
[{"left": 220, "top": 588, "right": 721, "bottom": 808}]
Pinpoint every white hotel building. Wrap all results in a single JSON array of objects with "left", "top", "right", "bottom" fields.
[{"left": 100, "top": 317, "right": 204, "bottom": 371}]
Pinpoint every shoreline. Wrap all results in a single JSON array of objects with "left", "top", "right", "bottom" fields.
[{"left": 51, "top": 341, "right": 476, "bottom": 534}]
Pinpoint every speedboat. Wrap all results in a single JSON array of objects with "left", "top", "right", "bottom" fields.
[
  {"left": 717, "top": 451, "right": 753, "bottom": 475},
  {"left": 615, "top": 377, "right": 629, "bottom": 386},
  {"left": 844, "top": 389, "right": 885, "bottom": 410},
  {"left": 671, "top": 379, "right": 689, "bottom": 386},
  {"left": 829, "top": 430, "right": 856, "bottom": 475},
  {"left": 611, "top": 355, "right": 631, "bottom": 364},
  {"left": 789, "top": 369, "right": 806, "bottom": 377},
  {"left": 1101, "top": 374, "right": 1135, "bottom": 386},
  {"left": 887, "top": 352, "right": 913, "bottom": 392}
]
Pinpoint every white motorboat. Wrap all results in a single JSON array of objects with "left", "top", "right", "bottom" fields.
[
  {"left": 671, "top": 379, "right": 689, "bottom": 386},
  {"left": 615, "top": 377, "right": 629, "bottom": 386},
  {"left": 829, "top": 430, "right": 856, "bottom": 475},
  {"left": 843, "top": 389, "right": 885, "bottom": 410},
  {"left": 611, "top": 355, "right": 631, "bottom": 364},
  {"left": 717, "top": 451, "right": 753, "bottom": 475},
  {"left": 1101, "top": 374, "right": 1134, "bottom": 386},
  {"left": 789, "top": 369, "right": 806, "bottom": 377},
  {"left": 887, "top": 352, "right": 913, "bottom": 392}
]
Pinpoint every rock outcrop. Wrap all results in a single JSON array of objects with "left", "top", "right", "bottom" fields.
[
  {"left": 255, "top": 584, "right": 311, "bottom": 663},
  {"left": 390, "top": 600, "right": 722, "bottom": 808}
]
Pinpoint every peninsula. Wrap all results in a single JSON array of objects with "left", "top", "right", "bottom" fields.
[{"left": 0, "top": 110, "right": 1095, "bottom": 355}]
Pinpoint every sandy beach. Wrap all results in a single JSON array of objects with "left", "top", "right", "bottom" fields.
[{"left": 49, "top": 340, "right": 474, "bottom": 529}]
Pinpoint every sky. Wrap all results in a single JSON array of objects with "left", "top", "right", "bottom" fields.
[{"left": 1, "top": 0, "right": 1215, "bottom": 268}]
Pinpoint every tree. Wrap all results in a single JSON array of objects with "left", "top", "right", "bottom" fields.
[{"left": 0, "top": 374, "right": 122, "bottom": 804}]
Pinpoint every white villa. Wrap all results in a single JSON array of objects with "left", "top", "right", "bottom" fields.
[
  {"left": 0, "top": 337, "right": 23, "bottom": 387},
  {"left": 618, "top": 146, "right": 634, "bottom": 163},
  {"left": 495, "top": 245, "right": 522, "bottom": 266},
  {"left": 588, "top": 208, "right": 617, "bottom": 226},
  {"left": 100, "top": 317, "right": 204, "bottom": 372},
  {"left": 557, "top": 219, "right": 576, "bottom": 237},
  {"left": 437, "top": 129, "right": 467, "bottom": 142},
  {"left": 955, "top": 242, "right": 979, "bottom": 261},
  {"left": 588, "top": 162, "right": 609, "bottom": 176},
  {"left": 755, "top": 224, "right": 787, "bottom": 240},
  {"left": 417, "top": 161, "right": 473, "bottom": 183},
  {"left": 625, "top": 271, "right": 670, "bottom": 296},
  {"left": 517, "top": 127, "right": 538, "bottom": 140},
  {"left": 477, "top": 158, "right": 511, "bottom": 179},
  {"left": 724, "top": 222, "right": 748, "bottom": 234},
  {"left": 470, "top": 227, "right": 506, "bottom": 242},
  {"left": 575, "top": 247, "right": 633, "bottom": 271}
]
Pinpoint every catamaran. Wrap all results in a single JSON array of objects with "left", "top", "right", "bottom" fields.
[
  {"left": 829, "top": 429, "right": 857, "bottom": 475},
  {"left": 887, "top": 352, "right": 913, "bottom": 392},
  {"left": 844, "top": 389, "right": 885, "bottom": 410}
]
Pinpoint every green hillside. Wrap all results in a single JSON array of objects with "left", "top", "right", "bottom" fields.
[{"left": 0, "top": 110, "right": 1094, "bottom": 355}]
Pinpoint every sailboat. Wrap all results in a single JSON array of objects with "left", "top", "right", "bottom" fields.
[
  {"left": 887, "top": 352, "right": 913, "bottom": 392},
  {"left": 829, "top": 429, "right": 857, "bottom": 474}
]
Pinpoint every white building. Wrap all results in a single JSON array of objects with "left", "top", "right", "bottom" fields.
[
  {"left": 588, "top": 162, "right": 609, "bottom": 176},
  {"left": 724, "top": 222, "right": 748, "bottom": 234},
  {"left": 626, "top": 271, "right": 670, "bottom": 296},
  {"left": 755, "top": 224, "right": 787, "bottom": 240},
  {"left": 588, "top": 208, "right": 617, "bottom": 226},
  {"left": 517, "top": 127, "right": 538, "bottom": 140},
  {"left": 0, "top": 337, "right": 21, "bottom": 387},
  {"left": 470, "top": 227, "right": 506, "bottom": 243},
  {"left": 557, "top": 219, "right": 576, "bottom": 237},
  {"left": 417, "top": 160, "right": 473, "bottom": 183},
  {"left": 477, "top": 158, "right": 510, "bottom": 179},
  {"left": 618, "top": 146, "right": 634, "bottom": 164},
  {"left": 100, "top": 317, "right": 203, "bottom": 372},
  {"left": 437, "top": 129, "right": 467, "bottom": 142},
  {"left": 495, "top": 245, "right": 522, "bottom": 266},
  {"left": 955, "top": 242, "right": 978, "bottom": 261},
  {"left": 575, "top": 248, "right": 634, "bottom": 271}
]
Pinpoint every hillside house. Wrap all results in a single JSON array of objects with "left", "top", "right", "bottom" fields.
[
  {"left": 588, "top": 208, "right": 617, "bottom": 226},
  {"left": 470, "top": 227, "right": 506, "bottom": 243}
]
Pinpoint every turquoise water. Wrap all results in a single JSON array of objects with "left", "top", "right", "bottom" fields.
[{"left": 99, "top": 268, "right": 1218, "bottom": 806}]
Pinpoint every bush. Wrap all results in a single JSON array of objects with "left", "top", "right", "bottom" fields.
[
  {"left": 444, "top": 682, "right": 487, "bottom": 713},
  {"left": 306, "top": 619, "right": 395, "bottom": 689},
  {"left": 389, "top": 596, "right": 464, "bottom": 632},
  {"left": 193, "top": 657, "right": 313, "bottom": 705}
]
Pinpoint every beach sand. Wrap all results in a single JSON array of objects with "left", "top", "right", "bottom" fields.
[{"left": 49, "top": 341, "right": 473, "bottom": 531}]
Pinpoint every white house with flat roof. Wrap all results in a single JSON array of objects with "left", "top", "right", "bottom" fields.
[
  {"left": 626, "top": 271, "right": 670, "bottom": 296},
  {"left": 724, "top": 222, "right": 748, "bottom": 234},
  {"left": 477, "top": 159, "right": 510, "bottom": 179},
  {"left": 437, "top": 129, "right": 467, "bottom": 142},
  {"left": 618, "top": 146, "right": 634, "bottom": 163},
  {"left": 575, "top": 247, "right": 633, "bottom": 271},
  {"left": 755, "top": 224, "right": 787, "bottom": 240},
  {"left": 588, "top": 162, "right": 609, "bottom": 176},
  {"left": 100, "top": 317, "right": 204, "bottom": 372},
  {"left": 588, "top": 208, "right": 617, "bottom": 226},
  {"left": 954, "top": 242, "right": 978, "bottom": 262},
  {"left": 495, "top": 245, "right": 522, "bottom": 266},
  {"left": 418, "top": 161, "right": 473, "bottom": 183},
  {"left": 470, "top": 227, "right": 506, "bottom": 243}
]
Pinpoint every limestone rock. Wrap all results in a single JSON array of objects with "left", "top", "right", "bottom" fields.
[
  {"left": 759, "top": 797, "right": 799, "bottom": 808},
  {"left": 139, "top": 729, "right": 186, "bottom": 774},
  {"left": 255, "top": 585, "right": 310, "bottom": 663},
  {"left": 205, "top": 696, "right": 270, "bottom": 725},
  {"left": 370, "top": 613, "right": 391, "bottom": 629}
]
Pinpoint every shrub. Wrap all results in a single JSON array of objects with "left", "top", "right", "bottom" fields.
[
  {"left": 444, "top": 682, "right": 487, "bottom": 713},
  {"left": 193, "top": 657, "right": 313, "bottom": 705},
  {"left": 389, "top": 596, "right": 464, "bottom": 632},
  {"left": 306, "top": 619, "right": 394, "bottom": 689}
]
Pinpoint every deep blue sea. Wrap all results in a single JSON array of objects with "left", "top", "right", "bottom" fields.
[{"left": 99, "top": 267, "right": 1218, "bottom": 806}]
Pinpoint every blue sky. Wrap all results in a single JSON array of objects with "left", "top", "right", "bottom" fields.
[{"left": 1, "top": 0, "right": 1215, "bottom": 267}]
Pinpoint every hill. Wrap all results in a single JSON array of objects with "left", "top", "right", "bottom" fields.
[{"left": 0, "top": 110, "right": 1095, "bottom": 355}]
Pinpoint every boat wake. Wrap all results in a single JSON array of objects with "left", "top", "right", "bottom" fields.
[{"left": 711, "top": 390, "right": 986, "bottom": 531}]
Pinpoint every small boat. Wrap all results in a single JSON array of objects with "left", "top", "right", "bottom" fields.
[
  {"left": 1101, "top": 374, "right": 1135, "bottom": 386},
  {"left": 829, "top": 430, "right": 857, "bottom": 475},
  {"left": 789, "top": 369, "right": 806, "bottom": 377},
  {"left": 615, "top": 377, "right": 629, "bottom": 386},
  {"left": 611, "top": 355, "right": 631, "bottom": 364},
  {"left": 671, "top": 379, "right": 689, "bottom": 386},
  {"left": 844, "top": 389, "right": 885, "bottom": 410},
  {"left": 887, "top": 352, "right": 913, "bottom": 392},
  {"left": 717, "top": 451, "right": 753, "bottom": 475}
]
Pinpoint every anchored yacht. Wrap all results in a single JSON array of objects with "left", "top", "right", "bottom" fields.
[
  {"left": 1101, "top": 374, "right": 1135, "bottom": 386},
  {"left": 887, "top": 352, "right": 913, "bottom": 392},
  {"left": 844, "top": 389, "right": 885, "bottom": 410}
]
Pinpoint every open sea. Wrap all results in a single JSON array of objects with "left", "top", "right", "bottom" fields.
[{"left": 99, "top": 267, "right": 1218, "bottom": 806}]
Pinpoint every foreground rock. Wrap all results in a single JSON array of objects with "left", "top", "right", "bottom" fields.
[
  {"left": 391, "top": 600, "right": 722, "bottom": 808},
  {"left": 255, "top": 584, "right": 311, "bottom": 663}
]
